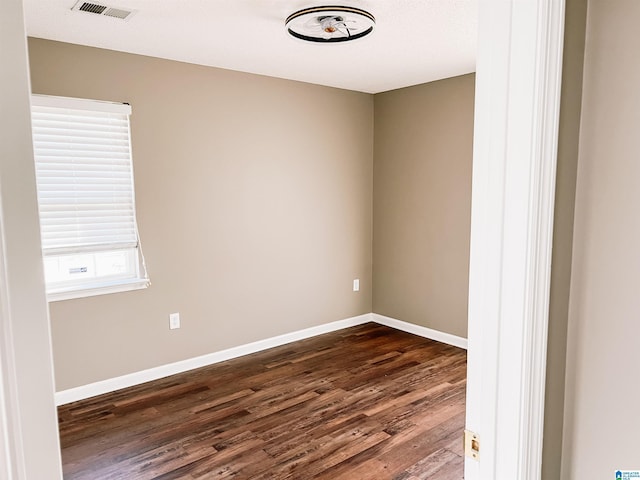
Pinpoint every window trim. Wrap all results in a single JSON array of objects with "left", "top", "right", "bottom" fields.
[{"left": 47, "top": 277, "right": 149, "bottom": 302}]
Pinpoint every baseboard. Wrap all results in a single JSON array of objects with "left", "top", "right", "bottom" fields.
[
  {"left": 55, "top": 313, "right": 373, "bottom": 405},
  {"left": 55, "top": 312, "right": 467, "bottom": 405},
  {"left": 371, "top": 313, "right": 468, "bottom": 350}
]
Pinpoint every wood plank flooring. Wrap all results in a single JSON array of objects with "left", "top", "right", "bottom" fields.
[{"left": 58, "top": 323, "right": 467, "bottom": 479}]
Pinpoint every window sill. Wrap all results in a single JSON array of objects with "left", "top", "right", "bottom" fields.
[{"left": 47, "top": 278, "right": 150, "bottom": 302}]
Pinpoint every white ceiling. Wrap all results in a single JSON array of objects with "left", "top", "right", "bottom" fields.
[{"left": 23, "top": 0, "right": 478, "bottom": 94}]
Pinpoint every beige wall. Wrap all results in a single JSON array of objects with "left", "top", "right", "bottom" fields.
[
  {"left": 372, "top": 75, "right": 474, "bottom": 338},
  {"left": 0, "top": 10, "right": 62, "bottom": 478},
  {"left": 541, "top": 0, "right": 587, "bottom": 477},
  {"left": 562, "top": 0, "right": 640, "bottom": 476},
  {"left": 28, "top": 39, "right": 373, "bottom": 391}
]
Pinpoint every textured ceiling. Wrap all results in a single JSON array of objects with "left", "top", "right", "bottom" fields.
[{"left": 24, "top": 0, "right": 477, "bottom": 93}]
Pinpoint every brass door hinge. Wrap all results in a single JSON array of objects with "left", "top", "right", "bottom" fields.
[{"left": 464, "top": 429, "right": 480, "bottom": 460}]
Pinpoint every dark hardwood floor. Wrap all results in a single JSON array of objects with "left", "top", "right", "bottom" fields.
[{"left": 58, "top": 323, "right": 467, "bottom": 479}]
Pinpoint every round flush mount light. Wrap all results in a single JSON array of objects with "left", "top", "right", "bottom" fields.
[{"left": 285, "top": 6, "right": 375, "bottom": 43}]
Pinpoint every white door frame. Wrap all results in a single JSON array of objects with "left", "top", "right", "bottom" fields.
[
  {"left": 0, "top": 0, "right": 64, "bottom": 478},
  {"left": 0, "top": 231, "right": 25, "bottom": 480},
  {"left": 465, "top": 0, "right": 565, "bottom": 478}
]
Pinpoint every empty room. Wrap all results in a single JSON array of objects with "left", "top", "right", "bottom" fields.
[
  {"left": 6, "top": 0, "right": 638, "bottom": 479},
  {"left": 19, "top": 1, "right": 476, "bottom": 478}
]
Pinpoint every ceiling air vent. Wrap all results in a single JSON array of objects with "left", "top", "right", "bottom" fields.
[{"left": 71, "top": 1, "right": 137, "bottom": 20}]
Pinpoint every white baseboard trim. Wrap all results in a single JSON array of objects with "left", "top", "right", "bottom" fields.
[
  {"left": 55, "top": 312, "right": 467, "bottom": 405},
  {"left": 55, "top": 313, "right": 372, "bottom": 406},
  {"left": 371, "top": 313, "right": 468, "bottom": 350}
]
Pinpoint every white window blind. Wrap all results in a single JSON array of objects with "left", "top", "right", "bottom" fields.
[{"left": 31, "top": 94, "right": 149, "bottom": 300}]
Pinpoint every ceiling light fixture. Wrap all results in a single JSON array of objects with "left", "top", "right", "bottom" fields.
[{"left": 285, "top": 6, "right": 375, "bottom": 43}]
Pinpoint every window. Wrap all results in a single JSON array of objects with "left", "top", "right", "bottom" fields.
[{"left": 31, "top": 94, "right": 149, "bottom": 301}]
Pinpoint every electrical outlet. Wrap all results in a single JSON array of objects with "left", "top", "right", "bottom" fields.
[
  {"left": 169, "top": 312, "right": 180, "bottom": 330},
  {"left": 353, "top": 279, "right": 360, "bottom": 292}
]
